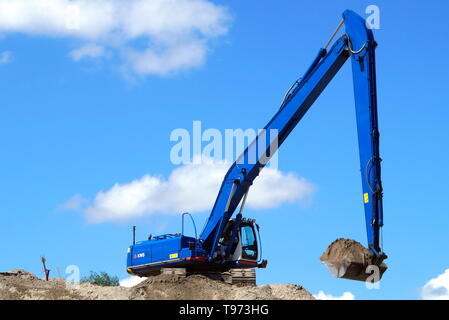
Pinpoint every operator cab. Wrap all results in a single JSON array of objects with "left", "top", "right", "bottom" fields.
[{"left": 218, "top": 218, "right": 260, "bottom": 263}]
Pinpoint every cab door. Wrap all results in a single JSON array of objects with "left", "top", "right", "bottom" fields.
[{"left": 239, "top": 224, "right": 259, "bottom": 261}]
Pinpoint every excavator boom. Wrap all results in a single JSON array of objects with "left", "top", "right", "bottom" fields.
[{"left": 199, "top": 10, "right": 387, "bottom": 281}]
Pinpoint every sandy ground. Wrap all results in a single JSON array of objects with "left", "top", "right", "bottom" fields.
[{"left": 0, "top": 269, "right": 315, "bottom": 300}]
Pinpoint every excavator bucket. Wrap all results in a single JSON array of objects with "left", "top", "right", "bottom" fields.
[
  {"left": 322, "top": 259, "right": 387, "bottom": 282},
  {"left": 321, "top": 239, "right": 387, "bottom": 282}
]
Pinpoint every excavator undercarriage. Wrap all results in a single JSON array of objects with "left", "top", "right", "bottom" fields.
[{"left": 159, "top": 268, "right": 257, "bottom": 285}]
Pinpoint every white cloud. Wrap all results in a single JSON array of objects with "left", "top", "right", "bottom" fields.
[
  {"left": 120, "top": 276, "right": 147, "bottom": 288},
  {"left": 80, "top": 157, "right": 315, "bottom": 223},
  {"left": 70, "top": 44, "right": 105, "bottom": 61},
  {"left": 0, "top": 51, "right": 13, "bottom": 64},
  {"left": 57, "top": 194, "right": 88, "bottom": 211},
  {"left": 0, "top": 0, "right": 230, "bottom": 76},
  {"left": 421, "top": 269, "right": 449, "bottom": 300},
  {"left": 314, "top": 290, "right": 355, "bottom": 300}
]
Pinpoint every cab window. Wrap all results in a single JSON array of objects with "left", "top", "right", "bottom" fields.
[{"left": 241, "top": 225, "right": 258, "bottom": 260}]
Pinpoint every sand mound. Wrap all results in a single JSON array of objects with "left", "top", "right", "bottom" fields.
[
  {"left": 130, "top": 274, "right": 314, "bottom": 300},
  {"left": 0, "top": 270, "right": 314, "bottom": 300}
]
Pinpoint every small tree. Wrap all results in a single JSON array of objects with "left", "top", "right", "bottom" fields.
[{"left": 81, "top": 271, "right": 120, "bottom": 287}]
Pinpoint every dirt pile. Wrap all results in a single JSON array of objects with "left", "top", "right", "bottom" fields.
[
  {"left": 320, "top": 238, "right": 374, "bottom": 264},
  {"left": 0, "top": 269, "right": 129, "bottom": 300},
  {"left": 0, "top": 270, "right": 314, "bottom": 300},
  {"left": 320, "top": 238, "right": 387, "bottom": 281},
  {"left": 131, "top": 274, "right": 314, "bottom": 300},
  {"left": 0, "top": 269, "right": 83, "bottom": 300}
]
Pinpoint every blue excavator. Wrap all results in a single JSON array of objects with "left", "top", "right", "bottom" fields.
[{"left": 126, "top": 10, "right": 387, "bottom": 284}]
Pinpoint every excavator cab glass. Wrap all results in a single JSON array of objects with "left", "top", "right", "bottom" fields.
[
  {"left": 240, "top": 224, "right": 258, "bottom": 260},
  {"left": 219, "top": 219, "right": 260, "bottom": 262}
]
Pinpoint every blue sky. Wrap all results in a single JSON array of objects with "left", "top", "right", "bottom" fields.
[{"left": 1, "top": 0, "right": 448, "bottom": 300}]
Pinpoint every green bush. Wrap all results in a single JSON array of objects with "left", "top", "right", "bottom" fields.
[{"left": 81, "top": 271, "right": 120, "bottom": 287}]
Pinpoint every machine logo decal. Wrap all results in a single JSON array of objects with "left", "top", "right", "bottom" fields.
[{"left": 169, "top": 253, "right": 179, "bottom": 259}]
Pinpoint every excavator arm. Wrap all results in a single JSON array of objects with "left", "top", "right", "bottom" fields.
[{"left": 199, "top": 10, "right": 386, "bottom": 279}]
